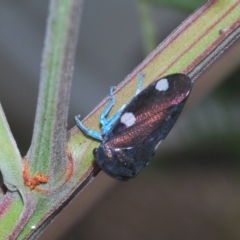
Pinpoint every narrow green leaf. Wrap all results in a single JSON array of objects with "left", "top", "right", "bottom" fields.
[
  {"left": 0, "top": 104, "right": 22, "bottom": 191},
  {"left": 147, "top": 0, "right": 206, "bottom": 12},
  {"left": 137, "top": 0, "right": 157, "bottom": 54}
]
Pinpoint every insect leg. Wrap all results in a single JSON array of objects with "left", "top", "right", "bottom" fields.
[
  {"left": 75, "top": 115, "right": 103, "bottom": 141},
  {"left": 135, "top": 73, "right": 144, "bottom": 95},
  {"left": 100, "top": 73, "right": 144, "bottom": 135},
  {"left": 101, "top": 103, "right": 126, "bottom": 135},
  {"left": 100, "top": 86, "right": 125, "bottom": 135},
  {"left": 99, "top": 86, "right": 116, "bottom": 125}
]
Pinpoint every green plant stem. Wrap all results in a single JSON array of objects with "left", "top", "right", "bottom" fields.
[{"left": 137, "top": 0, "right": 157, "bottom": 55}]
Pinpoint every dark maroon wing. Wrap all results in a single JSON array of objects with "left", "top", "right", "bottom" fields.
[
  {"left": 103, "top": 73, "right": 192, "bottom": 149},
  {"left": 94, "top": 73, "right": 192, "bottom": 180}
]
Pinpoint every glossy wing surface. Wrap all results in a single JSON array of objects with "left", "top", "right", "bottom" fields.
[{"left": 104, "top": 74, "right": 192, "bottom": 148}]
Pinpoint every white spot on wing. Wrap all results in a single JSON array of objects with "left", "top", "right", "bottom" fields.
[
  {"left": 156, "top": 78, "right": 169, "bottom": 91},
  {"left": 121, "top": 112, "right": 136, "bottom": 127},
  {"left": 154, "top": 140, "right": 163, "bottom": 151}
]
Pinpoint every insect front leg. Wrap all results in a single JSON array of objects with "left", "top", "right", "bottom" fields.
[
  {"left": 135, "top": 73, "right": 144, "bottom": 95},
  {"left": 100, "top": 73, "right": 145, "bottom": 135},
  {"left": 75, "top": 115, "right": 103, "bottom": 141},
  {"left": 99, "top": 86, "right": 115, "bottom": 126},
  {"left": 100, "top": 86, "right": 125, "bottom": 135}
]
